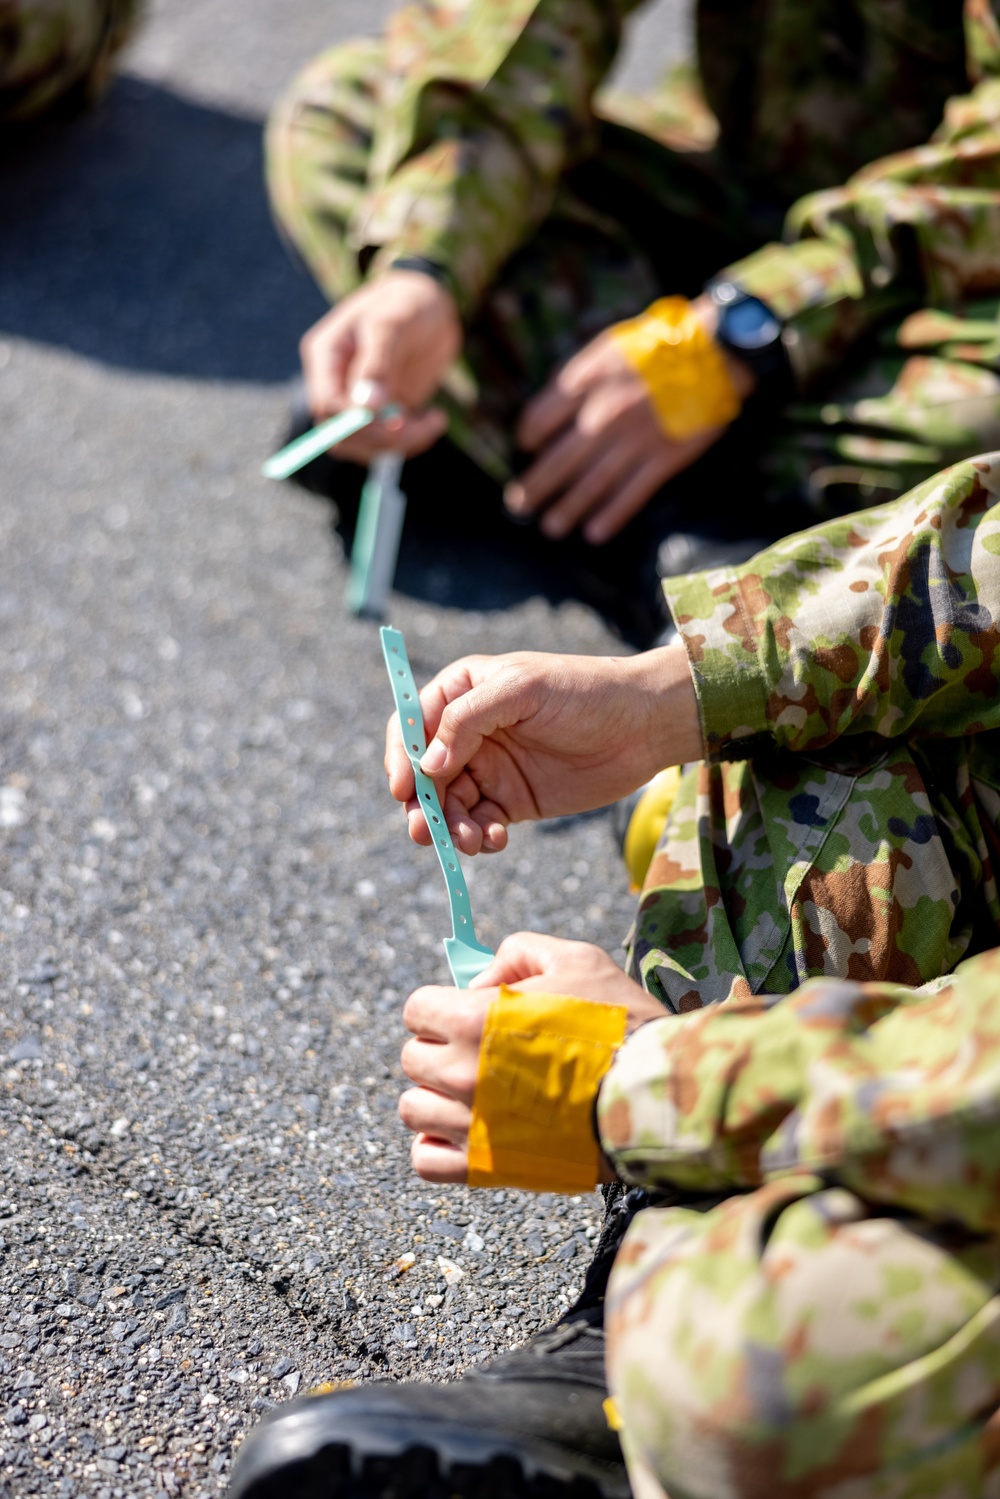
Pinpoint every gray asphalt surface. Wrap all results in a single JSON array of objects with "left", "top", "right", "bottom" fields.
[{"left": 0, "top": 2, "right": 687, "bottom": 1494}]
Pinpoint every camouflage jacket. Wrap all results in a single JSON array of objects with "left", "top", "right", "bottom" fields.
[
  {"left": 358, "top": 0, "right": 1000, "bottom": 385},
  {"left": 599, "top": 941, "right": 1000, "bottom": 1233},
  {"left": 627, "top": 454, "right": 1000, "bottom": 1008}
]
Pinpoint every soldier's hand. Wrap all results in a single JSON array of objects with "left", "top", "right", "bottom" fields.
[
  {"left": 383, "top": 643, "right": 701, "bottom": 854},
  {"left": 399, "top": 935, "right": 665, "bottom": 1184},
  {"left": 470, "top": 933, "right": 665, "bottom": 1033},
  {"left": 507, "top": 295, "right": 753, "bottom": 542},
  {"left": 299, "top": 269, "right": 461, "bottom": 461}
]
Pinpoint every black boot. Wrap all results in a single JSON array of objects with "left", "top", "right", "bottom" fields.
[{"left": 226, "top": 1187, "right": 652, "bottom": 1499}]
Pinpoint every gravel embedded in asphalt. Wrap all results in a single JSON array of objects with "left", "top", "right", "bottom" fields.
[{"left": 0, "top": 1, "right": 686, "bottom": 1493}]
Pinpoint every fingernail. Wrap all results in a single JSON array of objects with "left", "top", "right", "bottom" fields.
[
  {"left": 421, "top": 741, "right": 447, "bottom": 774},
  {"left": 541, "top": 513, "right": 568, "bottom": 539},
  {"left": 504, "top": 483, "right": 526, "bottom": 513},
  {"left": 351, "top": 378, "right": 384, "bottom": 409}
]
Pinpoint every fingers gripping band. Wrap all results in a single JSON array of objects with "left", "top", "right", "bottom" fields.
[
  {"left": 610, "top": 296, "right": 741, "bottom": 441},
  {"left": 467, "top": 987, "right": 628, "bottom": 1194}
]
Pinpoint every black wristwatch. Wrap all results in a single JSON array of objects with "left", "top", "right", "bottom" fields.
[{"left": 705, "top": 279, "right": 791, "bottom": 403}]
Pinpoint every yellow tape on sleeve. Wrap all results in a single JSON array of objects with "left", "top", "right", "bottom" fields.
[
  {"left": 610, "top": 295, "right": 741, "bottom": 441},
  {"left": 467, "top": 986, "right": 628, "bottom": 1194}
]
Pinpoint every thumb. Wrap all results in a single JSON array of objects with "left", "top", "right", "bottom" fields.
[
  {"left": 469, "top": 931, "right": 565, "bottom": 990},
  {"left": 349, "top": 315, "right": 398, "bottom": 407},
  {"left": 420, "top": 666, "right": 542, "bottom": 779}
]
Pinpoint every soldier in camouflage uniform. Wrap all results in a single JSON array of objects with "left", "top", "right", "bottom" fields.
[
  {"left": 266, "top": 0, "right": 1000, "bottom": 617},
  {"left": 228, "top": 454, "right": 1000, "bottom": 1498},
  {"left": 0, "top": 0, "right": 141, "bottom": 124}
]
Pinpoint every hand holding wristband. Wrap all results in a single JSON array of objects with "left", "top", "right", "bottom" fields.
[
  {"left": 610, "top": 295, "right": 741, "bottom": 441},
  {"left": 467, "top": 987, "right": 628, "bottom": 1194}
]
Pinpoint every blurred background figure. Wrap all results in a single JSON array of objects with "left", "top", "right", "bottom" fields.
[
  {"left": 0, "top": 0, "right": 141, "bottom": 125},
  {"left": 265, "top": 0, "right": 1000, "bottom": 646}
]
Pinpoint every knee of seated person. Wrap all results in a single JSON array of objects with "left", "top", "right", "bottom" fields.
[
  {"left": 265, "top": 34, "right": 387, "bottom": 146},
  {"left": 604, "top": 1184, "right": 918, "bottom": 1499},
  {"left": 264, "top": 36, "right": 386, "bottom": 297}
]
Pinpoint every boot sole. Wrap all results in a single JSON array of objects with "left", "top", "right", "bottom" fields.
[{"left": 229, "top": 1400, "right": 630, "bottom": 1499}]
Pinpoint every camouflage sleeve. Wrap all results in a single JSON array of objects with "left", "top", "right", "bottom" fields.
[
  {"left": 662, "top": 453, "right": 1000, "bottom": 761},
  {"left": 720, "top": 0, "right": 1000, "bottom": 388},
  {"left": 597, "top": 944, "right": 1000, "bottom": 1234},
  {"left": 355, "top": 0, "right": 642, "bottom": 319}
]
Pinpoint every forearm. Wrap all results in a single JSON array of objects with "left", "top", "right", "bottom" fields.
[
  {"left": 597, "top": 944, "right": 1000, "bottom": 1234},
  {"left": 623, "top": 643, "right": 704, "bottom": 778},
  {"left": 718, "top": 71, "right": 1000, "bottom": 389},
  {"left": 357, "top": 0, "right": 640, "bottom": 319}
]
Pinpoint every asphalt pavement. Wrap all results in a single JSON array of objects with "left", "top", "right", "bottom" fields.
[{"left": 0, "top": 2, "right": 687, "bottom": 1494}]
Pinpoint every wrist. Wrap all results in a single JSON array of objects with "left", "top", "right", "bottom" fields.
[
  {"left": 690, "top": 294, "right": 757, "bottom": 402},
  {"left": 610, "top": 296, "right": 742, "bottom": 441},
  {"left": 385, "top": 258, "right": 460, "bottom": 317},
  {"left": 699, "top": 283, "right": 792, "bottom": 406},
  {"left": 626, "top": 643, "right": 703, "bottom": 774}
]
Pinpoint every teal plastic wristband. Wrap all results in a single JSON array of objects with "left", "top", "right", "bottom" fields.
[
  {"left": 381, "top": 627, "right": 494, "bottom": 988},
  {"left": 261, "top": 403, "right": 404, "bottom": 482}
]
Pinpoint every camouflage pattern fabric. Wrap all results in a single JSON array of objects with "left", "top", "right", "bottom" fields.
[
  {"left": 598, "top": 945, "right": 1000, "bottom": 1497},
  {"left": 266, "top": 1, "right": 1000, "bottom": 507},
  {"left": 628, "top": 453, "right": 1000, "bottom": 1010},
  {"left": 603, "top": 1172, "right": 1000, "bottom": 1499},
  {"left": 0, "top": 0, "right": 141, "bottom": 122}
]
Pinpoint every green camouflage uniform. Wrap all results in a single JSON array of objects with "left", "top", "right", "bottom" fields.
[
  {"left": 599, "top": 949, "right": 1000, "bottom": 1499},
  {"left": 268, "top": 0, "right": 1000, "bottom": 517},
  {"left": 630, "top": 451, "right": 1000, "bottom": 1007},
  {"left": 595, "top": 452, "right": 1000, "bottom": 1496},
  {"left": 0, "top": 0, "right": 141, "bottom": 122}
]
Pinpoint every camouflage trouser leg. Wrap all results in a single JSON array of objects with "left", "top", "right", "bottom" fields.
[
  {"left": 605, "top": 1176, "right": 1000, "bottom": 1499},
  {"left": 264, "top": 39, "right": 380, "bottom": 309},
  {"left": 627, "top": 739, "right": 991, "bottom": 1010},
  {"left": 0, "top": 0, "right": 143, "bottom": 122}
]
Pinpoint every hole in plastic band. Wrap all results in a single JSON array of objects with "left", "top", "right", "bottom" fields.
[{"left": 459, "top": 915, "right": 467, "bottom": 924}]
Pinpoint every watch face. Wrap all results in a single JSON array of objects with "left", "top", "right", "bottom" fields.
[{"left": 721, "top": 296, "right": 782, "bottom": 350}]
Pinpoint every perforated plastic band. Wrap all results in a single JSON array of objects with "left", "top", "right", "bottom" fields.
[
  {"left": 347, "top": 454, "right": 406, "bottom": 619},
  {"left": 262, "top": 402, "right": 404, "bottom": 482},
  {"left": 381, "top": 627, "right": 493, "bottom": 988}
]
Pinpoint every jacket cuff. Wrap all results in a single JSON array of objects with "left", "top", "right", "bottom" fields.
[
  {"left": 661, "top": 568, "right": 772, "bottom": 761},
  {"left": 718, "top": 236, "right": 867, "bottom": 389}
]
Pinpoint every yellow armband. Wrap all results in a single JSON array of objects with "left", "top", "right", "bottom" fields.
[
  {"left": 467, "top": 986, "right": 628, "bottom": 1194},
  {"left": 611, "top": 295, "right": 741, "bottom": 441}
]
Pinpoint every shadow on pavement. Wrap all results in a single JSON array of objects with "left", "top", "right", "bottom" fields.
[
  {"left": 314, "top": 446, "right": 663, "bottom": 647},
  {"left": 0, "top": 74, "right": 326, "bottom": 382},
  {"left": 0, "top": 71, "right": 653, "bottom": 638}
]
